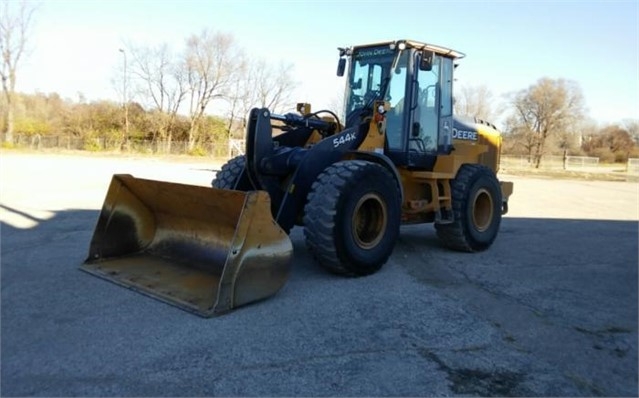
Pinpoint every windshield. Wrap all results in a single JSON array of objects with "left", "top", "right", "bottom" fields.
[{"left": 344, "top": 46, "right": 409, "bottom": 115}]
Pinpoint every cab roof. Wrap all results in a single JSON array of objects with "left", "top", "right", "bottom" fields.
[{"left": 351, "top": 39, "right": 465, "bottom": 59}]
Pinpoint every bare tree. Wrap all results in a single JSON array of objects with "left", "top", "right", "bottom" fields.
[
  {"left": 582, "top": 124, "right": 637, "bottom": 162},
  {"left": 185, "top": 30, "right": 239, "bottom": 150},
  {"left": 507, "top": 78, "right": 585, "bottom": 168},
  {"left": 502, "top": 114, "right": 536, "bottom": 159},
  {"left": 226, "top": 57, "right": 297, "bottom": 137},
  {"left": 454, "top": 84, "right": 499, "bottom": 123},
  {"left": 224, "top": 53, "right": 249, "bottom": 139},
  {"left": 252, "top": 60, "right": 296, "bottom": 112},
  {"left": 0, "top": 0, "right": 37, "bottom": 142},
  {"left": 622, "top": 119, "right": 639, "bottom": 145},
  {"left": 328, "top": 87, "right": 345, "bottom": 120},
  {"left": 128, "top": 42, "right": 187, "bottom": 151}
]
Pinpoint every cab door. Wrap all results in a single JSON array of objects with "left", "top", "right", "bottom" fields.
[{"left": 407, "top": 52, "right": 454, "bottom": 169}]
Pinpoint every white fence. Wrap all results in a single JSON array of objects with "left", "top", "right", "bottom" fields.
[
  {"left": 627, "top": 158, "right": 639, "bottom": 175},
  {"left": 565, "top": 156, "right": 599, "bottom": 167},
  {"left": 501, "top": 155, "right": 600, "bottom": 170},
  {"left": 229, "top": 139, "right": 245, "bottom": 157}
]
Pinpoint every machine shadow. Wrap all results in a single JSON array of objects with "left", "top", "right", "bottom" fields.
[
  {"left": 391, "top": 216, "right": 638, "bottom": 335},
  {"left": 2, "top": 210, "right": 637, "bottom": 321},
  {"left": 395, "top": 216, "right": 638, "bottom": 259}
]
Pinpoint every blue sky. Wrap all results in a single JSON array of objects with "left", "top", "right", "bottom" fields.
[{"left": 19, "top": 0, "right": 639, "bottom": 126}]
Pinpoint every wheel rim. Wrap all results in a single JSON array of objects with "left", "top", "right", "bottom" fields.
[
  {"left": 351, "top": 193, "right": 387, "bottom": 250},
  {"left": 472, "top": 188, "right": 494, "bottom": 232}
]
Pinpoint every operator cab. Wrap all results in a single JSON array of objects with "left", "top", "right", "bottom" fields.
[{"left": 337, "top": 40, "right": 464, "bottom": 170}]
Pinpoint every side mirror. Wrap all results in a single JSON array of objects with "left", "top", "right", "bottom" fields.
[
  {"left": 419, "top": 50, "right": 434, "bottom": 71},
  {"left": 337, "top": 58, "right": 346, "bottom": 76},
  {"left": 412, "top": 122, "right": 421, "bottom": 137}
]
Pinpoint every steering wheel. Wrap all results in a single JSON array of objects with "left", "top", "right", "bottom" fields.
[
  {"left": 363, "top": 90, "right": 379, "bottom": 103},
  {"left": 350, "top": 93, "right": 364, "bottom": 108}
]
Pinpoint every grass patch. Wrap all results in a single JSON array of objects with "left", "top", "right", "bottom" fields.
[
  {"left": 1, "top": 141, "right": 17, "bottom": 149},
  {"left": 501, "top": 167, "right": 636, "bottom": 182}
]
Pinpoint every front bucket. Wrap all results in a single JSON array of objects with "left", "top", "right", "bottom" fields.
[{"left": 81, "top": 174, "right": 293, "bottom": 317}]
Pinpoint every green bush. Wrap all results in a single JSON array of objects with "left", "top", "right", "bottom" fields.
[
  {"left": 83, "top": 138, "right": 103, "bottom": 152},
  {"left": 14, "top": 118, "right": 52, "bottom": 135},
  {"left": 188, "top": 145, "right": 207, "bottom": 157},
  {"left": 1, "top": 141, "right": 16, "bottom": 149},
  {"left": 590, "top": 147, "right": 616, "bottom": 163}
]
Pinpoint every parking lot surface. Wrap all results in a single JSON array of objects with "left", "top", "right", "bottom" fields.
[{"left": 1, "top": 152, "right": 637, "bottom": 396}]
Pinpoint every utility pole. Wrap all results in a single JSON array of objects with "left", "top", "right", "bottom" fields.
[{"left": 118, "top": 48, "right": 129, "bottom": 148}]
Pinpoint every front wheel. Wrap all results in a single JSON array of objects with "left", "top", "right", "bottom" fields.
[
  {"left": 435, "top": 164, "right": 502, "bottom": 252},
  {"left": 212, "top": 155, "right": 245, "bottom": 189},
  {"left": 303, "top": 160, "right": 401, "bottom": 276}
]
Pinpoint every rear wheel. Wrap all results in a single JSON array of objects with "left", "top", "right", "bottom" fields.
[
  {"left": 212, "top": 155, "right": 245, "bottom": 189},
  {"left": 303, "top": 160, "right": 401, "bottom": 276},
  {"left": 435, "top": 164, "right": 502, "bottom": 252}
]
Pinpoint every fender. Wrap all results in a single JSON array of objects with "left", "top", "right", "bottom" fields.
[{"left": 344, "top": 150, "right": 404, "bottom": 203}]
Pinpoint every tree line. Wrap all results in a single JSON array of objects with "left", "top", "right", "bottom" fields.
[
  {"left": 1, "top": 1, "right": 296, "bottom": 152},
  {"left": 2, "top": 1, "right": 638, "bottom": 164},
  {"left": 2, "top": 91, "right": 232, "bottom": 153},
  {"left": 5, "top": 29, "right": 295, "bottom": 153},
  {"left": 117, "top": 32, "right": 296, "bottom": 152},
  {"left": 456, "top": 79, "right": 639, "bottom": 165},
  {"left": 4, "top": 77, "right": 638, "bottom": 164}
]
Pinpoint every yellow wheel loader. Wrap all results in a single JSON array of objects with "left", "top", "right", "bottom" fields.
[{"left": 82, "top": 39, "right": 513, "bottom": 316}]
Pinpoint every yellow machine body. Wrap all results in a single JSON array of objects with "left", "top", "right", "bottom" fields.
[
  {"left": 301, "top": 103, "right": 513, "bottom": 225},
  {"left": 82, "top": 39, "right": 513, "bottom": 316}
]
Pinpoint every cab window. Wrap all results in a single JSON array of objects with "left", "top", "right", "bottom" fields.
[{"left": 413, "top": 55, "right": 441, "bottom": 153}]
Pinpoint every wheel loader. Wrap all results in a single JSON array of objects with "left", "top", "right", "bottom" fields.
[{"left": 82, "top": 39, "right": 513, "bottom": 317}]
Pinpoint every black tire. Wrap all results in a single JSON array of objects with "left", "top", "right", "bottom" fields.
[
  {"left": 212, "top": 155, "right": 245, "bottom": 189},
  {"left": 303, "top": 160, "right": 401, "bottom": 276},
  {"left": 435, "top": 164, "right": 502, "bottom": 252}
]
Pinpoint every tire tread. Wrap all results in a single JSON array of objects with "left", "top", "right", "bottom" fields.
[
  {"left": 212, "top": 155, "right": 245, "bottom": 189},
  {"left": 303, "top": 160, "right": 400, "bottom": 276},
  {"left": 435, "top": 164, "right": 501, "bottom": 252}
]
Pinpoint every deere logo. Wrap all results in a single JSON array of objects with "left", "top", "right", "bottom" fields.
[
  {"left": 355, "top": 48, "right": 394, "bottom": 59},
  {"left": 452, "top": 128, "right": 478, "bottom": 141}
]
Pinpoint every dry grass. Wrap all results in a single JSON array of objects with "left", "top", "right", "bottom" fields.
[{"left": 500, "top": 167, "right": 637, "bottom": 182}]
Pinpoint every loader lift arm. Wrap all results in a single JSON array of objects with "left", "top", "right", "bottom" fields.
[{"left": 244, "top": 107, "right": 369, "bottom": 232}]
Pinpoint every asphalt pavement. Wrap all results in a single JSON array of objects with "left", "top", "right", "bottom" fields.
[{"left": 1, "top": 152, "right": 637, "bottom": 397}]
